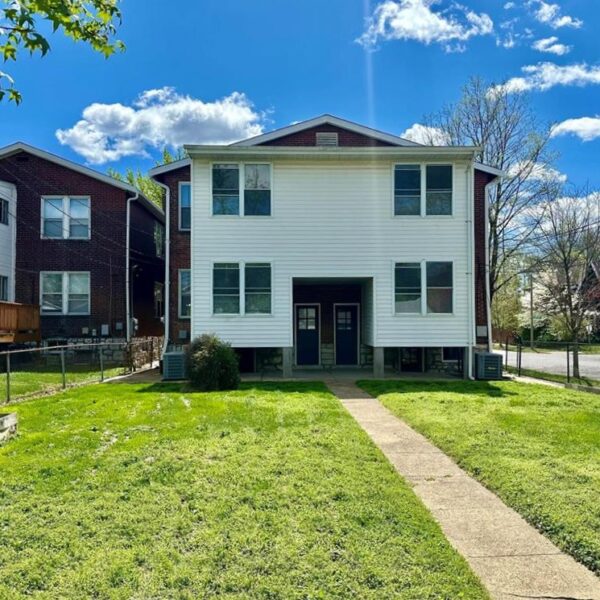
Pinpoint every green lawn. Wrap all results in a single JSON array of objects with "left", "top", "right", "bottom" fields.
[
  {"left": 358, "top": 379, "right": 600, "bottom": 574},
  {"left": 1, "top": 364, "right": 125, "bottom": 401},
  {"left": 0, "top": 381, "right": 487, "bottom": 599},
  {"left": 505, "top": 365, "right": 600, "bottom": 388}
]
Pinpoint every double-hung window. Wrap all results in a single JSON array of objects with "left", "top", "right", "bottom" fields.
[
  {"left": 212, "top": 164, "right": 271, "bottom": 216},
  {"left": 40, "top": 272, "right": 90, "bottom": 315},
  {"left": 394, "top": 165, "right": 421, "bottom": 216},
  {"left": 0, "top": 275, "right": 8, "bottom": 301},
  {"left": 42, "top": 196, "right": 90, "bottom": 239},
  {"left": 0, "top": 198, "right": 8, "bottom": 225},
  {"left": 212, "top": 262, "right": 272, "bottom": 315},
  {"left": 154, "top": 222, "right": 164, "bottom": 257},
  {"left": 154, "top": 282, "right": 164, "bottom": 319},
  {"left": 426, "top": 166, "right": 453, "bottom": 215},
  {"left": 179, "top": 182, "right": 191, "bottom": 230},
  {"left": 179, "top": 270, "right": 191, "bottom": 318},
  {"left": 394, "top": 261, "right": 453, "bottom": 314},
  {"left": 393, "top": 165, "right": 453, "bottom": 216}
]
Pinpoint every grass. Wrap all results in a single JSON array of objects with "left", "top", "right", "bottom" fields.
[
  {"left": 1, "top": 363, "right": 125, "bottom": 401},
  {"left": 505, "top": 365, "right": 600, "bottom": 388},
  {"left": 0, "top": 381, "right": 487, "bottom": 599},
  {"left": 494, "top": 343, "right": 600, "bottom": 355},
  {"left": 358, "top": 379, "right": 600, "bottom": 574}
]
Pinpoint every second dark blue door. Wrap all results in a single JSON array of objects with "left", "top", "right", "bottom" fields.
[
  {"left": 335, "top": 305, "right": 358, "bottom": 365},
  {"left": 296, "top": 305, "right": 320, "bottom": 365}
]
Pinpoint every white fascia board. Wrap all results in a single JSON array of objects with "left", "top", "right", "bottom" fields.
[
  {"left": 474, "top": 162, "right": 505, "bottom": 178},
  {"left": 148, "top": 158, "right": 192, "bottom": 178}
]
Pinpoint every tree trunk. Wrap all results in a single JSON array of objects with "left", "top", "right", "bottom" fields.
[{"left": 572, "top": 344, "right": 580, "bottom": 380}]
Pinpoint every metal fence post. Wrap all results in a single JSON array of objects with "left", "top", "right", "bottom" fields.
[
  {"left": 505, "top": 338, "right": 509, "bottom": 366},
  {"left": 99, "top": 345, "right": 105, "bottom": 382},
  {"left": 5, "top": 353, "right": 10, "bottom": 403},
  {"left": 566, "top": 344, "right": 570, "bottom": 383},
  {"left": 150, "top": 338, "right": 154, "bottom": 367},
  {"left": 517, "top": 343, "right": 522, "bottom": 376},
  {"left": 60, "top": 347, "right": 66, "bottom": 389}
]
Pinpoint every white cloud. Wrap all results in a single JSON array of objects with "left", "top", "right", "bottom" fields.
[
  {"left": 400, "top": 123, "right": 450, "bottom": 145},
  {"left": 504, "top": 2, "right": 515, "bottom": 9},
  {"left": 551, "top": 117, "right": 600, "bottom": 142},
  {"left": 357, "top": 0, "right": 493, "bottom": 52},
  {"left": 528, "top": 1, "right": 582, "bottom": 29},
  {"left": 532, "top": 36, "right": 571, "bottom": 55},
  {"left": 56, "top": 87, "right": 265, "bottom": 164},
  {"left": 493, "top": 62, "right": 600, "bottom": 94},
  {"left": 514, "top": 162, "right": 568, "bottom": 182}
]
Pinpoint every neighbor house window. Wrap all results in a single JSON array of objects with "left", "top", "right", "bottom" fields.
[
  {"left": 213, "top": 263, "right": 240, "bottom": 314},
  {"left": 244, "top": 164, "right": 271, "bottom": 216},
  {"left": 179, "top": 182, "right": 191, "bottom": 230},
  {"left": 42, "top": 196, "right": 90, "bottom": 239},
  {"left": 0, "top": 198, "right": 8, "bottom": 225},
  {"left": 212, "top": 164, "right": 240, "bottom": 215},
  {"left": 154, "top": 222, "right": 164, "bottom": 257},
  {"left": 427, "top": 262, "right": 453, "bottom": 313},
  {"left": 395, "top": 263, "right": 422, "bottom": 313},
  {"left": 245, "top": 263, "right": 271, "bottom": 313},
  {"left": 0, "top": 275, "right": 8, "bottom": 301},
  {"left": 394, "top": 165, "right": 421, "bottom": 216},
  {"left": 179, "top": 270, "right": 191, "bottom": 318},
  {"left": 154, "top": 282, "right": 164, "bottom": 319},
  {"left": 40, "top": 272, "right": 90, "bottom": 315},
  {"left": 426, "top": 166, "right": 452, "bottom": 215}
]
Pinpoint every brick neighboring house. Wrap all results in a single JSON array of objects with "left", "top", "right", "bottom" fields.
[{"left": 0, "top": 142, "right": 165, "bottom": 340}]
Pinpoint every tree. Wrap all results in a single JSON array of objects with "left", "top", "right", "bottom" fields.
[
  {"left": 423, "top": 77, "right": 556, "bottom": 304},
  {"left": 107, "top": 147, "right": 185, "bottom": 209},
  {"left": 1, "top": 0, "right": 124, "bottom": 103},
  {"left": 491, "top": 257, "right": 522, "bottom": 339},
  {"left": 534, "top": 190, "right": 600, "bottom": 377}
]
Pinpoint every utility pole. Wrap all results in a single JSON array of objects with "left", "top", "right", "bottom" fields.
[{"left": 530, "top": 272, "right": 534, "bottom": 350}]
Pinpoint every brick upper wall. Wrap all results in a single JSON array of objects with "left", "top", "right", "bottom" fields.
[{"left": 259, "top": 124, "right": 397, "bottom": 147}]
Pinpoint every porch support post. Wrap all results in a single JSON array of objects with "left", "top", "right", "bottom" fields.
[
  {"left": 464, "top": 347, "right": 471, "bottom": 380},
  {"left": 282, "top": 347, "right": 293, "bottom": 379},
  {"left": 373, "top": 347, "right": 384, "bottom": 379}
]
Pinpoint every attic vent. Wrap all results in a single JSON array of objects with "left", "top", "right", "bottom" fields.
[{"left": 316, "top": 132, "right": 339, "bottom": 147}]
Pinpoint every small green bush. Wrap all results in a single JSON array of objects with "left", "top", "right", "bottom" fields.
[{"left": 186, "top": 334, "right": 240, "bottom": 391}]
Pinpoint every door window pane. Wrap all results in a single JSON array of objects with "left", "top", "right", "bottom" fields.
[
  {"left": 427, "top": 262, "right": 453, "bottom": 313},
  {"left": 245, "top": 263, "right": 271, "bottom": 313},
  {"left": 298, "top": 307, "right": 316, "bottom": 330},
  {"left": 213, "top": 164, "right": 240, "bottom": 215},
  {"left": 395, "top": 263, "right": 422, "bottom": 313},
  {"left": 426, "top": 165, "right": 452, "bottom": 215},
  {"left": 244, "top": 164, "right": 271, "bottom": 216},
  {"left": 213, "top": 263, "right": 240, "bottom": 313},
  {"left": 394, "top": 165, "right": 421, "bottom": 215},
  {"left": 337, "top": 310, "right": 353, "bottom": 331}
]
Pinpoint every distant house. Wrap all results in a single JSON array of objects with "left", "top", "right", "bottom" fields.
[
  {"left": 151, "top": 115, "right": 502, "bottom": 377},
  {"left": 0, "top": 143, "right": 165, "bottom": 341}
]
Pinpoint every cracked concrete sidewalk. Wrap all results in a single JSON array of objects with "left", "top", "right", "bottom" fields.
[{"left": 326, "top": 379, "right": 600, "bottom": 600}]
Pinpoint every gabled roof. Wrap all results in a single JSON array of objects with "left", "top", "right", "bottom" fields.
[
  {"left": 230, "top": 114, "right": 421, "bottom": 147},
  {"left": 0, "top": 142, "right": 164, "bottom": 221},
  {"left": 148, "top": 157, "right": 192, "bottom": 178}
]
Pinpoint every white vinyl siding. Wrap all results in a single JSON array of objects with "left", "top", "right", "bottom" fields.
[
  {"left": 41, "top": 196, "right": 90, "bottom": 240},
  {"left": 40, "top": 272, "right": 90, "bottom": 315},
  {"left": 192, "top": 159, "right": 471, "bottom": 348}
]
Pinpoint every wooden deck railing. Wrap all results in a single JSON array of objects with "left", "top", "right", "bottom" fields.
[{"left": 0, "top": 302, "right": 41, "bottom": 344}]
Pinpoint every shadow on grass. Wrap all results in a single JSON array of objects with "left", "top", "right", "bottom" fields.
[
  {"left": 134, "top": 380, "right": 330, "bottom": 396},
  {"left": 358, "top": 379, "right": 518, "bottom": 399}
]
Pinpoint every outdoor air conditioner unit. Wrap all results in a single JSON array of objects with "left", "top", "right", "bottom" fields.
[
  {"left": 162, "top": 348, "right": 187, "bottom": 380},
  {"left": 475, "top": 352, "right": 503, "bottom": 380}
]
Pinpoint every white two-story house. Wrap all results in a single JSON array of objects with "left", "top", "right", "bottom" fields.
[{"left": 153, "top": 115, "right": 501, "bottom": 378}]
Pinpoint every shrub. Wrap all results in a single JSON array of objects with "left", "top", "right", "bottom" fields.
[{"left": 186, "top": 334, "right": 240, "bottom": 391}]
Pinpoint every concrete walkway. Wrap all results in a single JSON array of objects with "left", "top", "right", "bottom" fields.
[{"left": 326, "top": 379, "right": 600, "bottom": 600}]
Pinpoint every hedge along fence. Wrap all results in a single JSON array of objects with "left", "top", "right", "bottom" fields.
[{"left": 0, "top": 338, "right": 162, "bottom": 404}]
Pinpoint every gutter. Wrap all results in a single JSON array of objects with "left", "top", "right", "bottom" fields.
[{"left": 125, "top": 192, "right": 139, "bottom": 342}]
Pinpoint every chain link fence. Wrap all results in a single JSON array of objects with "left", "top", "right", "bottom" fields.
[
  {"left": 496, "top": 339, "right": 600, "bottom": 388},
  {"left": 1, "top": 338, "right": 161, "bottom": 404}
]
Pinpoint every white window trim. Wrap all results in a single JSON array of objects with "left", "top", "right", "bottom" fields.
[
  {"left": 0, "top": 275, "right": 8, "bottom": 302},
  {"left": 39, "top": 271, "right": 91, "bottom": 316},
  {"left": 178, "top": 269, "right": 191, "bottom": 319},
  {"left": 210, "top": 260, "right": 273, "bottom": 316},
  {"left": 392, "top": 260, "right": 454, "bottom": 316},
  {"left": 0, "top": 197, "right": 8, "bottom": 226},
  {"left": 178, "top": 181, "right": 191, "bottom": 231},
  {"left": 392, "top": 163, "right": 454, "bottom": 218},
  {"left": 40, "top": 196, "right": 91, "bottom": 240},
  {"left": 209, "top": 163, "right": 273, "bottom": 218}
]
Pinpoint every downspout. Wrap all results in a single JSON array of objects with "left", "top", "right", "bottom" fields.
[
  {"left": 125, "top": 192, "right": 139, "bottom": 342},
  {"left": 151, "top": 178, "right": 170, "bottom": 357},
  {"left": 466, "top": 163, "right": 475, "bottom": 380}
]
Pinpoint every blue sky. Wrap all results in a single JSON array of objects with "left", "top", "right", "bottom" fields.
[{"left": 1, "top": 0, "right": 598, "bottom": 186}]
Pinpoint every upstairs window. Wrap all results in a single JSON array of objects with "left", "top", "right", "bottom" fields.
[
  {"left": 0, "top": 275, "right": 7, "bottom": 301},
  {"left": 154, "top": 282, "right": 164, "bottom": 319},
  {"left": 245, "top": 263, "right": 271, "bottom": 313},
  {"left": 41, "top": 272, "right": 90, "bottom": 315},
  {"left": 395, "top": 263, "right": 422, "bottom": 313},
  {"left": 154, "top": 222, "right": 164, "bottom": 257},
  {"left": 213, "top": 263, "right": 240, "bottom": 314},
  {"left": 212, "top": 165, "right": 240, "bottom": 215},
  {"left": 244, "top": 164, "right": 271, "bottom": 216},
  {"left": 42, "top": 196, "right": 90, "bottom": 239},
  {"left": 426, "top": 262, "right": 453, "bottom": 313},
  {"left": 0, "top": 198, "right": 8, "bottom": 225},
  {"left": 179, "top": 182, "right": 191, "bottom": 230},
  {"left": 394, "top": 165, "right": 421, "bottom": 216},
  {"left": 426, "top": 166, "right": 453, "bottom": 215},
  {"left": 179, "top": 270, "right": 191, "bottom": 318}
]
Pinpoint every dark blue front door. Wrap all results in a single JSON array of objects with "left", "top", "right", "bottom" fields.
[
  {"left": 296, "top": 305, "right": 319, "bottom": 365},
  {"left": 335, "top": 305, "right": 359, "bottom": 365}
]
